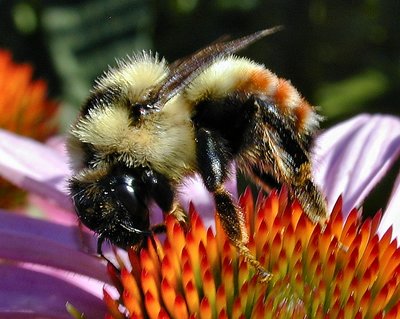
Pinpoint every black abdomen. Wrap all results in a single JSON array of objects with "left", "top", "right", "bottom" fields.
[{"left": 192, "top": 93, "right": 259, "bottom": 156}]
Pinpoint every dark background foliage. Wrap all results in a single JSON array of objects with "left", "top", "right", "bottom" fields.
[{"left": 1, "top": 0, "right": 399, "bottom": 213}]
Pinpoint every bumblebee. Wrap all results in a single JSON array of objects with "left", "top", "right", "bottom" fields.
[{"left": 68, "top": 27, "right": 327, "bottom": 280}]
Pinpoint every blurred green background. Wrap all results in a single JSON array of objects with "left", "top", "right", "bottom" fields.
[
  {"left": 1, "top": 0, "right": 399, "bottom": 213},
  {"left": 2, "top": 0, "right": 399, "bottom": 127}
]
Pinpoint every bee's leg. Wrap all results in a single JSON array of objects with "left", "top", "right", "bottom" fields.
[
  {"left": 241, "top": 164, "right": 281, "bottom": 193},
  {"left": 196, "top": 128, "right": 271, "bottom": 282},
  {"left": 142, "top": 168, "right": 187, "bottom": 224},
  {"left": 96, "top": 234, "right": 121, "bottom": 271},
  {"left": 96, "top": 234, "right": 106, "bottom": 256},
  {"left": 168, "top": 201, "right": 187, "bottom": 224},
  {"left": 149, "top": 203, "right": 187, "bottom": 234},
  {"left": 150, "top": 223, "right": 167, "bottom": 234},
  {"left": 292, "top": 175, "right": 329, "bottom": 226},
  {"left": 213, "top": 186, "right": 271, "bottom": 282},
  {"left": 257, "top": 99, "right": 328, "bottom": 224},
  {"left": 246, "top": 155, "right": 327, "bottom": 226}
]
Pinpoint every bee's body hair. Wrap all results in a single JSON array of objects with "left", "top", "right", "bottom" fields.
[
  {"left": 70, "top": 55, "right": 317, "bottom": 179},
  {"left": 70, "top": 94, "right": 197, "bottom": 182},
  {"left": 68, "top": 28, "right": 327, "bottom": 280},
  {"left": 185, "top": 56, "right": 320, "bottom": 136}
]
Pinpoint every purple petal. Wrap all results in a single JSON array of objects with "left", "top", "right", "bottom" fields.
[
  {"left": 26, "top": 194, "right": 77, "bottom": 225},
  {"left": 313, "top": 114, "right": 400, "bottom": 216},
  {"left": 0, "top": 129, "right": 72, "bottom": 209},
  {"left": 178, "top": 169, "right": 237, "bottom": 229},
  {"left": 46, "top": 135, "right": 69, "bottom": 156},
  {"left": 0, "top": 210, "right": 108, "bottom": 283},
  {"left": 0, "top": 264, "right": 106, "bottom": 319},
  {"left": 378, "top": 172, "right": 400, "bottom": 242}
]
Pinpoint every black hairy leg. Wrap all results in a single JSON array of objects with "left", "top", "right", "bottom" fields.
[
  {"left": 245, "top": 165, "right": 281, "bottom": 193},
  {"left": 195, "top": 128, "right": 230, "bottom": 190},
  {"left": 96, "top": 233, "right": 120, "bottom": 272},
  {"left": 247, "top": 97, "right": 328, "bottom": 225},
  {"left": 213, "top": 186, "right": 271, "bottom": 282},
  {"left": 141, "top": 167, "right": 187, "bottom": 224},
  {"left": 195, "top": 127, "right": 271, "bottom": 282}
]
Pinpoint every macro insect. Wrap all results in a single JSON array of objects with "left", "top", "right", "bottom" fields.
[{"left": 68, "top": 27, "right": 328, "bottom": 280}]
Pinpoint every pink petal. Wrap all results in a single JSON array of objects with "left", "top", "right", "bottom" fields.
[
  {"left": 46, "top": 135, "right": 69, "bottom": 156},
  {"left": 0, "top": 129, "right": 72, "bottom": 209},
  {"left": 313, "top": 114, "right": 400, "bottom": 216},
  {"left": 26, "top": 194, "right": 77, "bottom": 225},
  {"left": 178, "top": 170, "right": 237, "bottom": 229},
  {"left": 378, "top": 172, "right": 400, "bottom": 242},
  {"left": 0, "top": 264, "right": 106, "bottom": 319},
  {"left": 0, "top": 210, "right": 108, "bottom": 283}
]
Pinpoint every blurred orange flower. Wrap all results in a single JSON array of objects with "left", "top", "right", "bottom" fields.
[{"left": 0, "top": 50, "right": 58, "bottom": 208}]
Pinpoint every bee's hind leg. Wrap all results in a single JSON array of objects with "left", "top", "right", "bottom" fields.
[
  {"left": 196, "top": 127, "right": 271, "bottom": 282},
  {"left": 213, "top": 185, "right": 272, "bottom": 282}
]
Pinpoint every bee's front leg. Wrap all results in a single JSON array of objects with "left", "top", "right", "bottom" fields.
[
  {"left": 142, "top": 167, "right": 187, "bottom": 223},
  {"left": 196, "top": 128, "right": 271, "bottom": 282}
]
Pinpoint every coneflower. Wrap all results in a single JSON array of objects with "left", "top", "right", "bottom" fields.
[{"left": 102, "top": 188, "right": 400, "bottom": 319}]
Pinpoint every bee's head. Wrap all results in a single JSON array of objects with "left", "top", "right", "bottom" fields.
[{"left": 70, "top": 165, "right": 151, "bottom": 249}]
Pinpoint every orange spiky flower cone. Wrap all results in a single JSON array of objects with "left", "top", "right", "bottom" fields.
[{"left": 103, "top": 188, "right": 400, "bottom": 319}]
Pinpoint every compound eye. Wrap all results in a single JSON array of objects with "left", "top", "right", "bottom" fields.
[{"left": 112, "top": 174, "right": 146, "bottom": 213}]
